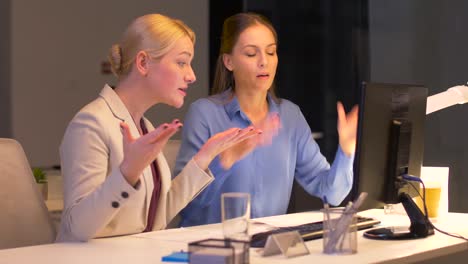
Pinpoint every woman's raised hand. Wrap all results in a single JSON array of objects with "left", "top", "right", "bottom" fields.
[
  {"left": 254, "top": 112, "right": 281, "bottom": 146},
  {"left": 337, "top": 102, "right": 359, "bottom": 156},
  {"left": 193, "top": 126, "right": 262, "bottom": 171},
  {"left": 119, "top": 119, "right": 182, "bottom": 186},
  {"left": 217, "top": 113, "right": 281, "bottom": 170}
]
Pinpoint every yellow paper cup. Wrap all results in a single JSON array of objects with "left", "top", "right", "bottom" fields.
[{"left": 414, "top": 167, "right": 449, "bottom": 219}]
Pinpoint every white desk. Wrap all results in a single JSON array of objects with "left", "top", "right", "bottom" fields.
[{"left": 1, "top": 209, "right": 467, "bottom": 263}]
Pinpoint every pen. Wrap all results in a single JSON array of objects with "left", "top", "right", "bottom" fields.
[
  {"left": 323, "top": 196, "right": 334, "bottom": 253},
  {"left": 323, "top": 196, "right": 330, "bottom": 228},
  {"left": 325, "top": 192, "right": 368, "bottom": 253}
]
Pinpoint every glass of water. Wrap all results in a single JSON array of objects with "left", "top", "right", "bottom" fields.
[{"left": 221, "top": 192, "right": 251, "bottom": 241}]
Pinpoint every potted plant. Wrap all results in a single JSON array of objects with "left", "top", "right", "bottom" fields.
[{"left": 33, "top": 167, "right": 48, "bottom": 200}]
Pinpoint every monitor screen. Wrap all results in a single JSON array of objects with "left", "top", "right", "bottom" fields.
[{"left": 351, "top": 82, "right": 428, "bottom": 211}]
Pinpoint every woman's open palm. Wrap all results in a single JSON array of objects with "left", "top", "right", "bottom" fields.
[
  {"left": 119, "top": 120, "right": 181, "bottom": 186},
  {"left": 337, "top": 102, "right": 359, "bottom": 156},
  {"left": 218, "top": 113, "right": 281, "bottom": 169},
  {"left": 194, "top": 126, "right": 261, "bottom": 170}
]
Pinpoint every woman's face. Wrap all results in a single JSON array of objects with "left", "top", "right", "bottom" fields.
[
  {"left": 147, "top": 36, "right": 196, "bottom": 108},
  {"left": 224, "top": 24, "right": 278, "bottom": 93}
]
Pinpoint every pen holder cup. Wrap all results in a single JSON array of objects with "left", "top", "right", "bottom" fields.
[
  {"left": 188, "top": 238, "right": 249, "bottom": 264},
  {"left": 322, "top": 207, "right": 357, "bottom": 255}
]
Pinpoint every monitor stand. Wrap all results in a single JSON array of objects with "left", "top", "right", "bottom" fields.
[{"left": 363, "top": 192, "right": 434, "bottom": 240}]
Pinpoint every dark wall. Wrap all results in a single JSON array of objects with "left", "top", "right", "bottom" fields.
[
  {"left": 208, "top": 0, "right": 244, "bottom": 91},
  {"left": 369, "top": 0, "right": 468, "bottom": 213},
  {"left": 0, "top": 0, "right": 12, "bottom": 138},
  {"left": 273, "top": 1, "right": 369, "bottom": 160}
]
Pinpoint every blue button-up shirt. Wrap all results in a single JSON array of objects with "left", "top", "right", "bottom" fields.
[{"left": 174, "top": 90, "right": 354, "bottom": 226}]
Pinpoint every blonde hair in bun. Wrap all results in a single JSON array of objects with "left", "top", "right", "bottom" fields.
[
  {"left": 108, "top": 44, "right": 123, "bottom": 77},
  {"left": 108, "top": 14, "right": 195, "bottom": 79}
]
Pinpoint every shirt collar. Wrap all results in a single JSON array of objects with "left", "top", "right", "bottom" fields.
[{"left": 223, "top": 89, "right": 280, "bottom": 121}]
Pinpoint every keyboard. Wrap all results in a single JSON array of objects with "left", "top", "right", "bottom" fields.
[{"left": 250, "top": 215, "right": 380, "bottom": 248}]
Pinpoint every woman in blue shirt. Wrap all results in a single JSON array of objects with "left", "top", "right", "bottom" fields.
[{"left": 175, "top": 13, "right": 358, "bottom": 226}]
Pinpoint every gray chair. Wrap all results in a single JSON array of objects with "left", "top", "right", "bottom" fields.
[{"left": 0, "top": 138, "right": 56, "bottom": 249}]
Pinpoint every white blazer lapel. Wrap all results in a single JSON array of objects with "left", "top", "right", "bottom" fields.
[{"left": 100, "top": 85, "right": 154, "bottom": 218}]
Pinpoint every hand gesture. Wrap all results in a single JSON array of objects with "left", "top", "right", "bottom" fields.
[
  {"left": 193, "top": 126, "right": 262, "bottom": 170},
  {"left": 254, "top": 112, "right": 281, "bottom": 146},
  {"left": 218, "top": 113, "right": 281, "bottom": 169},
  {"left": 119, "top": 119, "right": 182, "bottom": 186},
  {"left": 337, "top": 102, "right": 359, "bottom": 156}
]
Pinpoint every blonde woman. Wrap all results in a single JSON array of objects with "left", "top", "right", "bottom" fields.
[{"left": 57, "top": 14, "right": 261, "bottom": 242}]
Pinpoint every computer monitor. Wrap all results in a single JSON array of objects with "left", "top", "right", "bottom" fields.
[{"left": 351, "top": 82, "right": 434, "bottom": 239}]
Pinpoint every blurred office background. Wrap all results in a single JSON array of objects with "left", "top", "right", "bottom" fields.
[{"left": 1, "top": 0, "right": 468, "bottom": 213}]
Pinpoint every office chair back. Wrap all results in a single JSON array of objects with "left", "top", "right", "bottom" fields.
[{"left": 0, "top": 138, "right": 56, "bottom": 249}]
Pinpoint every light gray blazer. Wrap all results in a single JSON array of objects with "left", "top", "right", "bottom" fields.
[{"left": 57, "top": 85, "right": 213, "bottom": 242}]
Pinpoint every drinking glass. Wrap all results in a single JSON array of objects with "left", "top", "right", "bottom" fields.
[{"left": 221, "top": 192, "right": 250, "bottom": 241}]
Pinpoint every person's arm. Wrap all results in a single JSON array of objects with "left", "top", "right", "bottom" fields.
[
  {"left": 293, "top": 106, "right": 354, "bottom": 206},
  {"left": 164, "top": 157, "right": 214, "bottom": 222},
  {"left": 174, "top": 101, "right": 237, "bottom": 208},
  {"left": 59, "top": 112, "right": 139, "bottom": 242}
]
